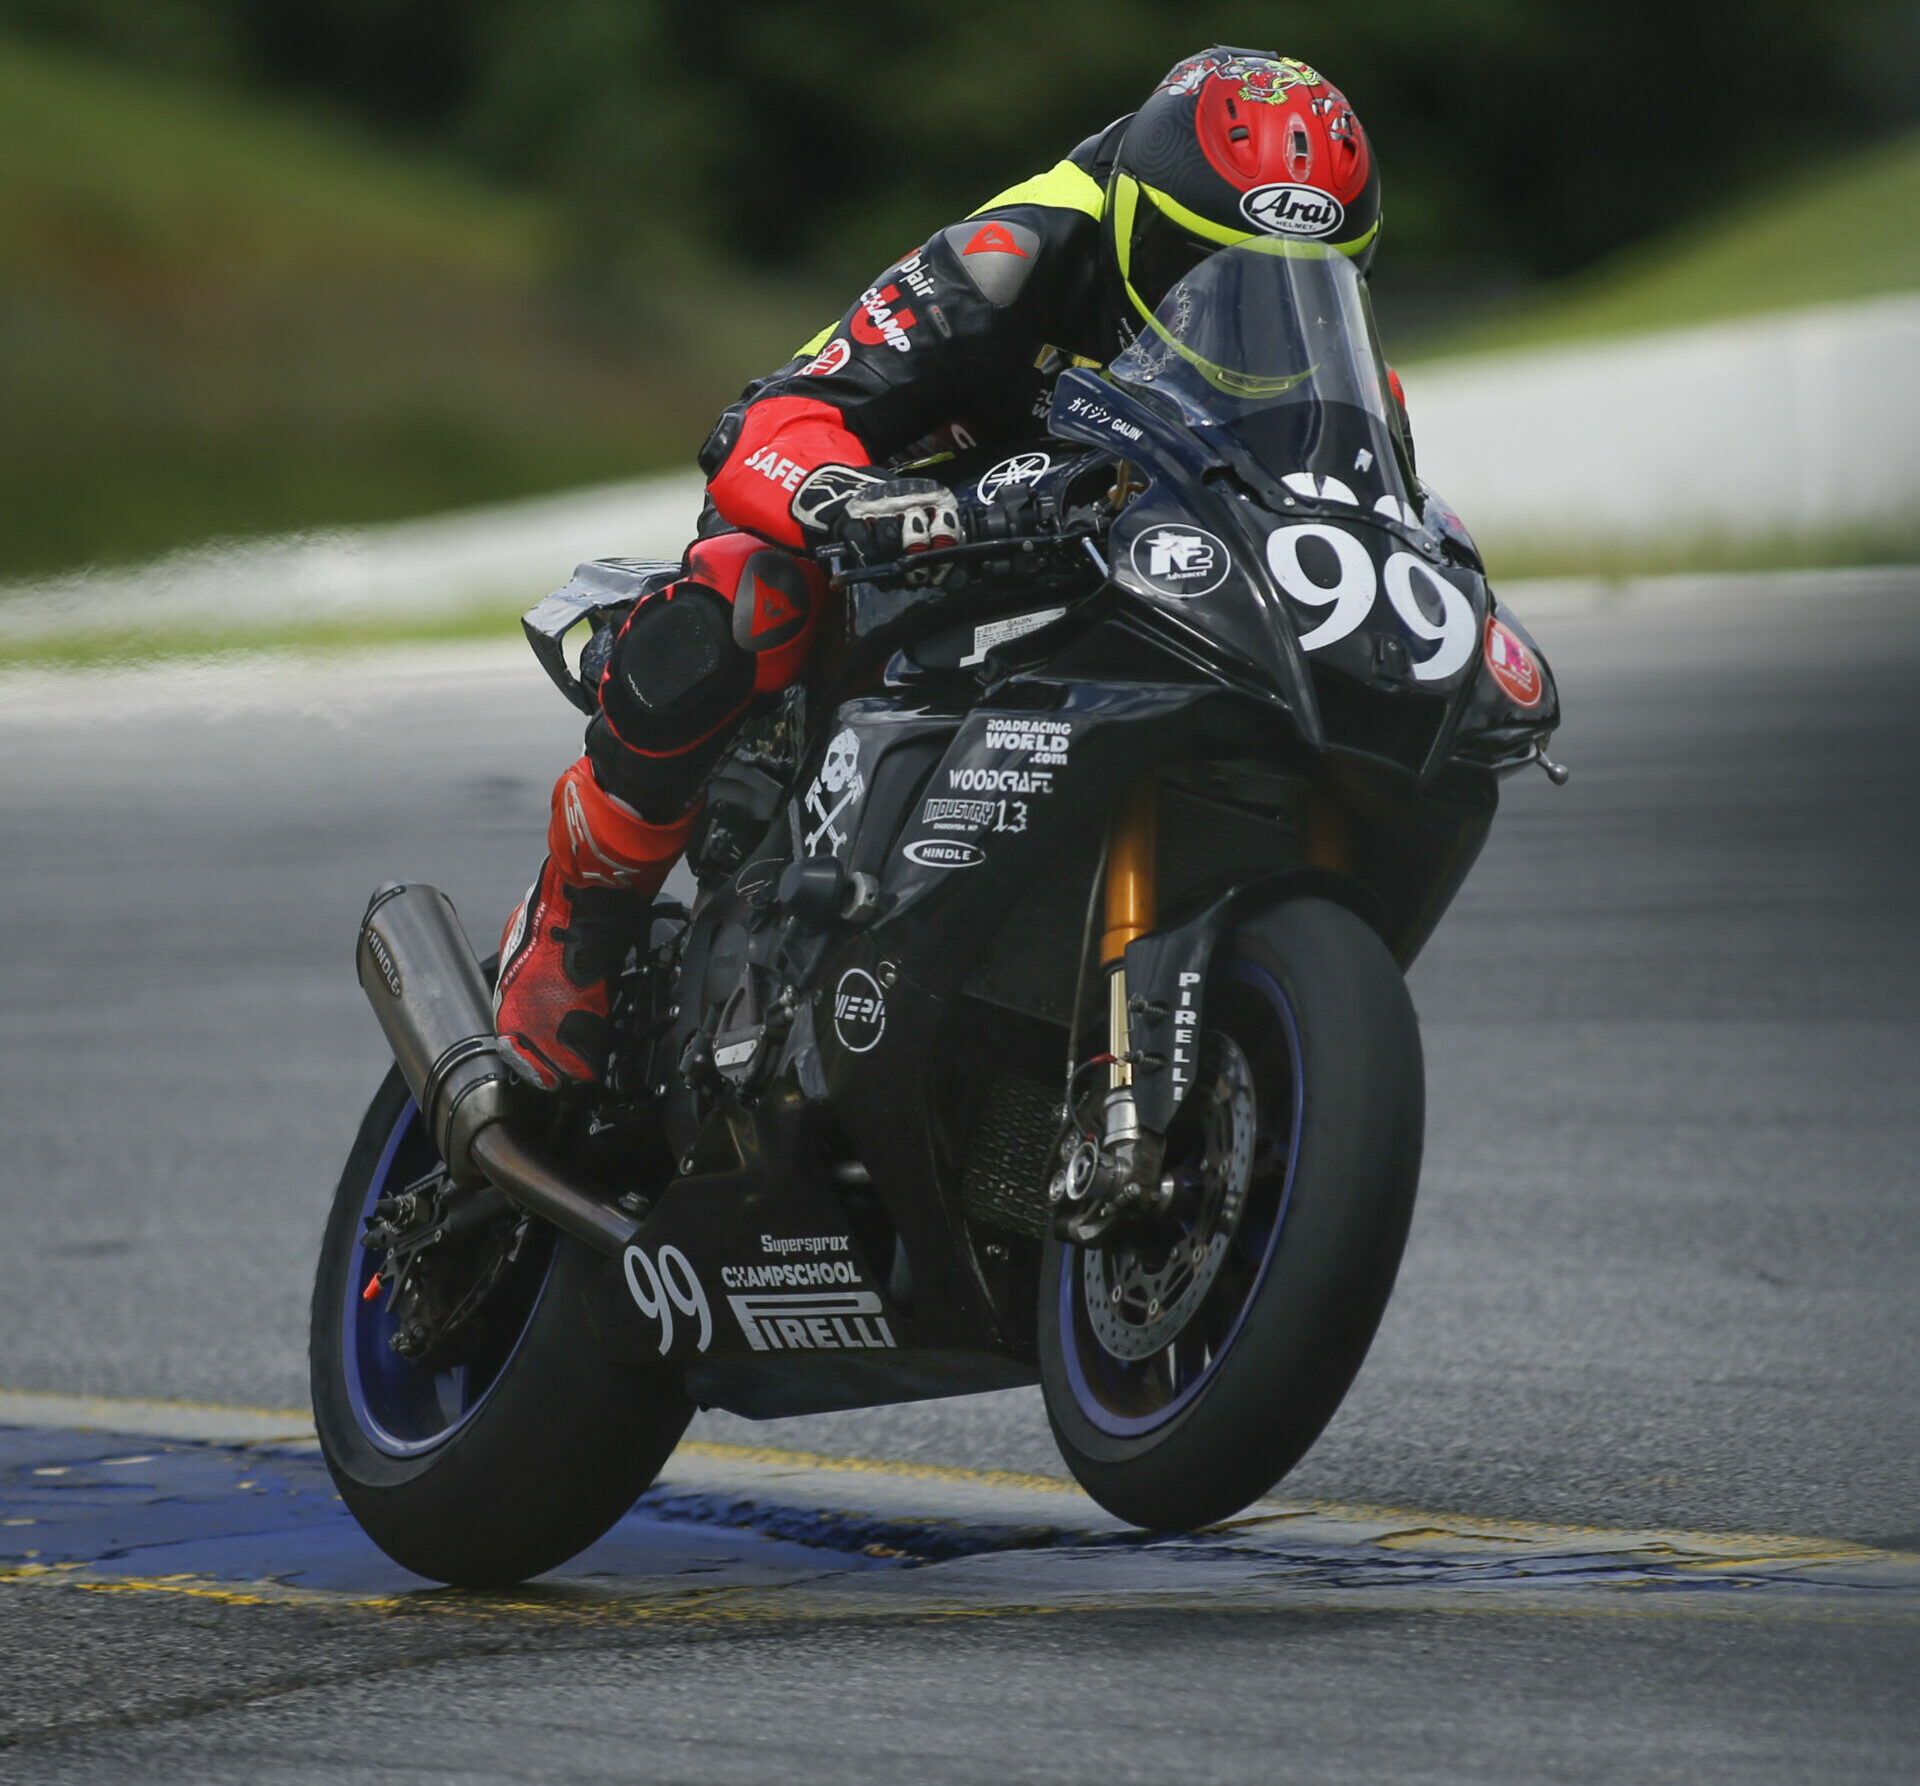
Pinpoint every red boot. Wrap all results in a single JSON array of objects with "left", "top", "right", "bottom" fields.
[{"left": 493, "top": 759, "right": 695, "bottom": 1091}]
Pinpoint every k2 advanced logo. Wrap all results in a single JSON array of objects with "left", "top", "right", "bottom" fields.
[{"left": 1129, "top": 525, "right": 1230, "bottom": 597}]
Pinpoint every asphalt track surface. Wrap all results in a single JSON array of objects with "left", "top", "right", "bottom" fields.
[{"left": 1, "top": 566, "right": 1917, "bottom": 1778}]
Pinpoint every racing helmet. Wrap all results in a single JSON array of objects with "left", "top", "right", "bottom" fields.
[{"left": 1110, "top": 48, "right": 1381, "bottom": 323}]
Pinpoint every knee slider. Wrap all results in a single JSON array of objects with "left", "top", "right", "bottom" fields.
[
  {"left": 685, "top": 532, "right": 824, "bottom": 693},
  {"left": 599, "top": 583, "right": 755, "bottom": 755}
]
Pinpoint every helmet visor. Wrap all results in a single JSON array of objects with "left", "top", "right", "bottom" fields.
[
  {"left": 1112, "top": 173, "right": 1248, "bottom": 322},
  {"left": 1128, "top": 194, "right": 1219, "bottom": 316},
  {"left": 1109, "top": 237, "right": 1416, "bottom": 503},
  {"left": 1114, "top": 237, "right": 1381, "bottom": 407}
]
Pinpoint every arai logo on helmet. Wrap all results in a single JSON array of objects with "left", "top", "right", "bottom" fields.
[{"left": 1240, "top": 183, "right": 1345, "bottom": 239}]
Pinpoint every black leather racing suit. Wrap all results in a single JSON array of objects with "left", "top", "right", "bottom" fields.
[{"left": 585, "top": 121, "right": 1142, "bottom": 827}]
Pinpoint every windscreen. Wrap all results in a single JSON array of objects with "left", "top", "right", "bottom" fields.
[{"left": 1109, "top": 240, "right": 1416, "bottom": 513}]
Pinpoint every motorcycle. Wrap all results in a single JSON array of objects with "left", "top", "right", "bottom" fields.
[{"left": 311, "top": 238, "right": 1565, "bottom": 1587}]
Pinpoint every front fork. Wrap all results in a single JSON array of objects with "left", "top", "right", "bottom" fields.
[
  {"left": 1053, "top": 775, "right": 1168, "bottom": 1243},
  {"left": 1103, "top": 773, "right": 1157, "bottom": 1095}
]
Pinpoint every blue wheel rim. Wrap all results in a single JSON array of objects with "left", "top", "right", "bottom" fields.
[
  {"left": 1059, "top": 960, "right": 1304, "bottom": 1438},
  {"left": 341, "top": 1097, "right": 551, "bottom": 1458}
]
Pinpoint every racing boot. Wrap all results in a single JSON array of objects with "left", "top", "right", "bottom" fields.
[{"left": 492, "top": 758, "right": 695, "bottom": 1091}]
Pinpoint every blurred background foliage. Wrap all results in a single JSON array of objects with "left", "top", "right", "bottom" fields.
[{"left": 2, "top": 0, "right": 1917, "bottom": 577}]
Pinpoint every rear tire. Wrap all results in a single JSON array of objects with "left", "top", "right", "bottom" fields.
[
  {"left": 310, "top": 1067, "right": 692, "bottom": 1586},
  {"left": 1040, "top": 896, "right": 1423, "bottom": 1531}
]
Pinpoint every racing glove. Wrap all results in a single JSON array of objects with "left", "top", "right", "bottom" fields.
[{"left": 832, "top": 477, "right": 963, "bottom": 562}]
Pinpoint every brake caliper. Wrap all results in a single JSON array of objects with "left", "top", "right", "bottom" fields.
[{"left": 360, "top": 1167, "right": 523, "bottom": 1364}]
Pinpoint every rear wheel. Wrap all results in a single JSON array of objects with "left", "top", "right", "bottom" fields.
[
  {"left": 1039, "top": 896, "right": 1423, "bottom": 1531},
  {"left": 310, "top": 1067, "right": 691, "bottom": 1586}
]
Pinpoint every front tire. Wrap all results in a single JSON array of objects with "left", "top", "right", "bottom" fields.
[
  {"left": 310, "top": 1067, "right": 692, "bottom": 1586},
  {"left": 1040, "top": 896, "right": 1423, "bottom": 1531}
]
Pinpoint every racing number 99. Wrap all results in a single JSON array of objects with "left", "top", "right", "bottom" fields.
[
  {"left": 622, "top": 1244, "right": 713, "bottom": 1355},
  {"left": 1266, "top": 524, "right": 1476, "bottom": 680}
]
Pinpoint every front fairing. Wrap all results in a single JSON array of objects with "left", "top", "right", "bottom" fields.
[{"left": 1044, "top": 242, "right": 1559, "bottom": 779}]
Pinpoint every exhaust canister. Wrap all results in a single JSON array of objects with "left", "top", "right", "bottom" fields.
[{"left": 356, "top": 882, "right": 513, "bottom": 1186}]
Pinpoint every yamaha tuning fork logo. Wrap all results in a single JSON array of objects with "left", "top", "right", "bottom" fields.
[{"left": 978, "top": 452, "right": 1051, "bottom": 503}]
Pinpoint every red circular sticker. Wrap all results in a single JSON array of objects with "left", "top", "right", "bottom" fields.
[
  {"left": 802, "top": 337, "right": 850, "bottom": 377},
  {"left": 1484, "top": 617, "right": 1543, "bottom": 708}
]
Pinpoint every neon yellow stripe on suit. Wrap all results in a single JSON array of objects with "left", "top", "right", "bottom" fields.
[
  {"left": 788, "top": 323, "right": 836, "bottom": 360},
  {"left": 968, "top": 158, "right": 1106, "bottom": 220},
  {"left": 787, "top": 162, "right": 1106, "bottom": 359}
]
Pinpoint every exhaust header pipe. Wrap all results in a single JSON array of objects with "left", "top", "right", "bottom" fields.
[{"left": 356, "top": 883, "right": 638, "bottom": 1254}]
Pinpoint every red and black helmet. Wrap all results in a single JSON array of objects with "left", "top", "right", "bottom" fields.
[{"left": 1110, "top": 48, "right": 1381, "bottom": 321}]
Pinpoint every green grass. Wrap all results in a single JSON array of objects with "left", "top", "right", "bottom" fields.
[
  {"left": 1475, "top": 519, "right": 1920, "bottom": 584},
  {"left": 0, "top": 599, "right": 532, "bottom": 670},
  {"left": 0, "top": 35, "right": 817, "bottom": 581},
  {"left": 1414, "top": 130, "right": 1920, "bottom": 361},
  {"left": 6, "top": 35, "right": 1911, "bottom": 595},
  {"left": 8, "top": 524, "right": 1917, "bottom": 672}
]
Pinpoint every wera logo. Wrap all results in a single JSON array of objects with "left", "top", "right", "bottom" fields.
[{"left": 1240, "top": 183, "right": 1345, "bottom": 239}]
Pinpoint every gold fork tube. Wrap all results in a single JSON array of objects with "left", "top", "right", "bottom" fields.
[{"left": 1101, "top": 776, "right": 1158, "bottom": 1089}]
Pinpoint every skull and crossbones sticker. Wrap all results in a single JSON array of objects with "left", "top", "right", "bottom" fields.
[{"left": 804, "top": 728, "right": 866, "bottom": 855}]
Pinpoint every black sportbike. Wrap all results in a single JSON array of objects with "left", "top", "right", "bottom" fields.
[{"left": 313, "top": 240, "right": 1565, "bottom": 1586}]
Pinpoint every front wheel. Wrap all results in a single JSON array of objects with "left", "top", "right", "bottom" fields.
[
  {"left": 1039, "top": 896, "right": 1424, "bottom": 1531},
  {"left": 310, "top": 1066, "right": 692, "bottom": 1586}
]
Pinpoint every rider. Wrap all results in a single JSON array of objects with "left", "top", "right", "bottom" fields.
[{"left": 493, "top": 46, "right": 1385, "bottom": 1091}]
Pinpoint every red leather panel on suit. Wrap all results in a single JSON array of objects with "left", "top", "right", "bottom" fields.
[
  {"left": 683, "top": 531, "right": 826, "bottom": 693},
  {"left": 546, "top": 757, "right": 695, "bottom": 888},
  {"left": 707, "top": 394, "right": 870, "bottom": 547}
]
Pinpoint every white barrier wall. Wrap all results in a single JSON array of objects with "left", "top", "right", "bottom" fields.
[
  {"left": 0, "top": 472, "right": 708, "bottom": 643},
  {"left": 1402, "top": 293, "right": 1920, "bottom": 542},
  {"left": 4, "top": 295, "right": 1915, "bottom": 644}
]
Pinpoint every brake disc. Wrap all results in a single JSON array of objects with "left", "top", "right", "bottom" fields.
[{"left": 1083, "top": 1033, "right": 1256, "bottom": 1362}]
